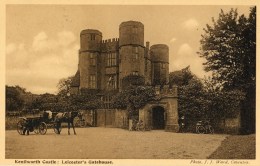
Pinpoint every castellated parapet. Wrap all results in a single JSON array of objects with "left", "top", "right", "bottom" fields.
[
  {"left": 73, "top": 20, "right": 170, "bottom": 92},
  {"left": 101, "top": 38, "right": 119, "bottom": 52}
]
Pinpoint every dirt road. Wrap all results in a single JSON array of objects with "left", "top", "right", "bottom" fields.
[{"left": 6, "top": 127, "right": 227, "bottom": 159}]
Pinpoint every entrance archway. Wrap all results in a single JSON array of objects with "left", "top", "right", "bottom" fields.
[{"left": 152, "top": 106, "right": 165, "bottom": 129}]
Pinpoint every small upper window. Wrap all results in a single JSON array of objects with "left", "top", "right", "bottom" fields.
[
  {"left": 132, "top": 71, "right": 139, "bottom": 76},
  {"left": 132, "top": 27, "right": 138, "bottom": 33},
  {"left": 90, "top": 34, "right": 95, "bottom": 40},
  {"left": 132, "top": 47, "right": 139, "bottom": 60},
  {"left": 90, "top": 53, "right": 96, "bottom": 66},
  {"left": 89, "top": 75, "right": 96, "bottom": 89},
  {"left": 162, "top": 63, "right": 166, "bottom": 69}
]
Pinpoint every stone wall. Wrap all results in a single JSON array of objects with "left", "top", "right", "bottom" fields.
[
  {"left": 80, "top": 110, "right": 95, "bottom": 126},
  {"left": 79, "top": 52, "right": 90, "bottom": 89},
  {"left": 92, "top": 109, "right": 128, "bottom": 128},
  {"left": 76, "top": 21, "right": 170, "bottom": 92},
  {"left": 139, "top": 105, "right": 152, "bottom": 128},
  {"left": 114, "top": 109, "right": 128, "bottom": 128},
  {"left": 161, "top": 97, "right": 179, "bottom": 132},
  {"left": 96, "top": 109, "right": 115, "bottom": 127},
  {"left": 119, "top": 21, "right": 144, "bottom": 47},
  {"left": 150, "top": 44, "right": 169, "bottom": 85},
  {"left": 138, "top": 96, "right": 179, "bottom": 132}
]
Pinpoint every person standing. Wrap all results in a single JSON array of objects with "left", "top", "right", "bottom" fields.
[{"left": 178, "top": 115, "right": 185, "bottom": 133}]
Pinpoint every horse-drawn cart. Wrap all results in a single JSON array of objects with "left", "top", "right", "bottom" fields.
[
  {"left": 17, "top": 116, "right": 48, "bottom": 135},
  {"left": 17, "top": 111, "right": 61, "bottom": 135},
  {"left": 17, "top": 110, "right": 84, "bottom": 135}
]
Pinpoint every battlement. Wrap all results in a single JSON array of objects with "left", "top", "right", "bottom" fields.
[
  {"left": 78, "top": 20, "right": 168, "bottom": 91},
  {"left": 102, "top": 38, "right": 119, "bottom": 43},
  {"left": 101, "top": 38, "right": 119, "bottom": 52}
]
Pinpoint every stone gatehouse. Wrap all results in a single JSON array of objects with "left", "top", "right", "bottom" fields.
[
  {"left": 70, "top": 20, "right": 179, "bottom": 132},
  {"left": 79, "top": 85, "right": 179, "bottom": 132},
  {"left": 138, "top": 86, "right": 179, "bottom": 132}
]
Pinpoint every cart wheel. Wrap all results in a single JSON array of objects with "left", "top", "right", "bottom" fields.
[
  {"left": 39, "top": 122, "right": 47, "bottom": 135},
  {"left": 196, "top": 126, "right": 205, "bottom": 134},
  {"left": 17, "top": 120, "right": 25, "bottom": 135},
  {"left": 53, "top": 123, "right": 62, "bottom": 134}
]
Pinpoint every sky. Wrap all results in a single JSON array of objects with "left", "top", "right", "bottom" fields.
[{"left": 5, "top": 5, "right": 252, "bottom": 94}]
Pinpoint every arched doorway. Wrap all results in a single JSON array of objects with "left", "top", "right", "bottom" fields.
[{"left": 152, "top": 106, "right": 165, "bottom": 129}]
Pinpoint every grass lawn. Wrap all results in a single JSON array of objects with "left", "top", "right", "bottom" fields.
[{"left": 208, "top": 134, "right": 255, "bottom": 159}]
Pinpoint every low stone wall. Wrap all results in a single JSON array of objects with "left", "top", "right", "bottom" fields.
[
  {"left": 83, "top": 109, "right": 128, "bottom": 128},
  {"left": 114, "top": 109, "right": 128, "bottom": 128}
]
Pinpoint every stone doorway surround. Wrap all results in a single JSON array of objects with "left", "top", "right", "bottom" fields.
[{"left": 139, "top": 96, "right": 179, "bottom": 132}]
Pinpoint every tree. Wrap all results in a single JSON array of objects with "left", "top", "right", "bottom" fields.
[
  {"left": 199, "top": 8, "right": 256, "bottom": 90},
  {"left": 112, "top": 85, "right": 156, "bottom": 118},
  {"left": 57, "top": 76, "right": 73, "bottom": 99},
  {"left": 169, "top": 65, "right": 193, "bottom": 87},
  {"left": 55, "top": 76, "right": 75, "bottom": 111},
  {"left": 198, "top": 7, "right": 256, "bottom": 133},
  {"left": 177, "top": 77, "right": 208, "bottom": 130},
  {"left": 121, "top": 74, "right": 145, "bottom": 89},
  {"left": 169, "top": 67, "right": 206, "bottom": 123},
  {"left": 203, "top": 77, "right": 245, "bottom": 119},
  {"left": 169, "top": 67, "right": 245, "bottom": 132},
  {"left": 35, "top": 93, "right": 60, "bottom": 111},
  {"left": 70, "top": 89, "right": 103, "bottom": 110},
  {"left": 6, "top": 85, "right": 25, "bottom": 111}
]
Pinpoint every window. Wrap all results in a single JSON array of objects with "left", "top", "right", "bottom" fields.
[
  {"left": 132, "top": 71, "right": 139, "bottom": 76},
  {"left": 107, "top": 75, "right": 117, "bottom": 89},
  {"left": 90, "top": 34, "right": 95, "bottom": 40},
  {"left": 89, "top": 75, "right": 96, "bottom": 89},
  {"left": 132, "top": 27, "right": 138, "bottom": 33},
  {"left": 132, "top": 47, "right": 139, "bottom": 60},
  {"left": 162, "top": 63, "right": 166, "bottom": 69},
  {"left": 103, "top": 95, "right": 112, "bottom": 109},
  {"left": 107, "top": 52, "right": 117, "bottom": 66},
  {"left": 90, "top": 53, "right": 96, "bottom": 66}
]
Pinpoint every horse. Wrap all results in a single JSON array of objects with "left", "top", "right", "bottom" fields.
[{"left": 54, "top": 111, "right": 79, "bottom": 135}]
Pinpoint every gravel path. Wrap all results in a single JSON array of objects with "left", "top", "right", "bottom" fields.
[{"left": 6, "top": 127, "right": 227, "bottom": 159}]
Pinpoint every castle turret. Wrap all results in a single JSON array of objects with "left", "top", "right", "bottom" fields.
[
  {"left": 118, "top": 21, "right": 145, "bottom": 89},
  {"left": 119, "top": 21, "right": 144, "bottom": 47},
  {"left": 79, "top": 29, "right": 102, "bottom": 89},
  {"left": 150, "top": 44, "right": 169, "bottom": 85}
]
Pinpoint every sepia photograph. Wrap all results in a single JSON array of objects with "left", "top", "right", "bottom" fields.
[{"left": 1, "top": 1, "right": 258, "bottom": 165}]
